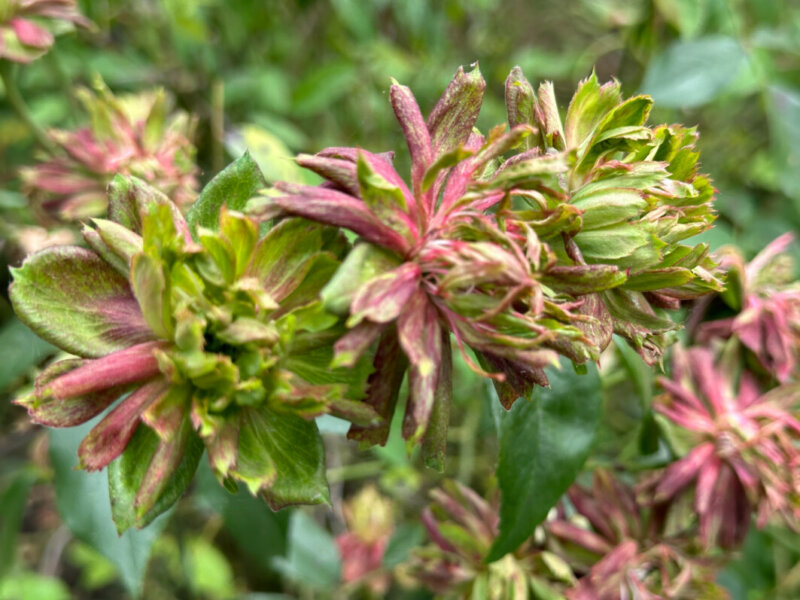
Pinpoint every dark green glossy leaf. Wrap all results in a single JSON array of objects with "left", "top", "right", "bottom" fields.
[{"left": 487, "top": 358, "right": 602, "bottom": 561}]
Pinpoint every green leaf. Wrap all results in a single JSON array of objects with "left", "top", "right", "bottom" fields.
[
  {"left": 131, "top": 252, "right": 172, "bottom": 340},
  {"left": 564, "top": 72, "right": 621, "bottom": 147},
  {"left": 286, "top": 343, "right": 372, "bottom": 400},
  {"left": 0, "top": 318, "right": 55, "bottom": 393},
  {"left": 186, "top": 537, "right": 235, "bottom": 598},
  {"left": 356, "top": 153, "right": 412, "bottom": 238},
  {"left": 0, "top": 468, "right": 37, "bottom": 578},
  {"left": 107, "top": 175, "right": 187, "bottom": 238},
  {"left": 271, "top": 510, "right": 341, "bottom": 590},
  {"left": 237, "top": 407, "right": 330, "bottom": 510},
  {"left": 640, "top": 36, "right": 749, "bottom": 108},
  {"left": 427, "top": 64, "right": 486, "bottom": 158},
  {"left": 614, "top": 335, "right": 653, "bottom": 409},
  {"left": 505, "top": 66, "right": 536, "bottom": 128},
  {"left": 108, "top": 423, "right": 204, "bottom": 534},
  {"left": 767, "top": 85, "right": 800, "bottom": 206},
  {"left": 574, "top": 224, "right": 651, "bottom": 261},
  {"left": 224, "top": 124, "right": 307, "bottom": 184},
  {"left": 10, "top": 247, "right": 153, "bottom": 359},
  {"left": 614, "top": 335, "right": 659, "bottom": 455},
  {"left": 487, "top": 359, "right": 602, "bottom": 561},
  {"left": 622, "top": 267, "right": 694, "bottom": 291},
  {"left": 572, "top": 188, "right": 648, "bottom": 230},
  {"left": 49, "top": 420, "right": 170, "bottom": 596},
  {"left": 247, "top": 218, "right": 325, "bottom": 301},
  {"left": 291, "top": 61, "right": 358, "bottom": 117},
  {"left": 186, "top": 152, "right": 267, "bottom": 235}
]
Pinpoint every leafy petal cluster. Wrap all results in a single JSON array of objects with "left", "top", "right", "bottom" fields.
[
  {"left": 698, "top": 233, "right": 800, "bottom": 382},
  {"left": 11, "top": 175, "right": 370, "bottom": 529},
  {"left": 21, "top": 79, "right": 198, "bottom": 221},
  {"left": 253, "top": 65, "right": 720, "bottom": 465},
  {"left": 647, "top": 346, "right": 800, "bottom": 548},
  {"left": 503, "top": 68, "right": 722, "bottom": 362}
]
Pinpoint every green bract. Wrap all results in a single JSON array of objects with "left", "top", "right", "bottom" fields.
[
  {"left": 11, "top": 174, "right": 373, "bottom": 531},
  {"left": 503, "top": 68, "right": 723, "bottom": 362}
]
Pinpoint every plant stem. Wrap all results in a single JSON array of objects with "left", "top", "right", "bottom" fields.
[
  {"left": 326, "top": 460, "right": 384, "bottom": 484},
  {"left": 45, "top": 52, "right": 80, "bottom": 125},
  {"left": 0, "top": 61, "right": 56, "bottom": 153},
  {"left": 211, "top": 77, "right": 225, "bottom": 173}
]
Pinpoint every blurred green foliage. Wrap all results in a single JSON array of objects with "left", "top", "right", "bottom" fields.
[{"left": 1, "top": 0, "right": 799, "bottom": 598}]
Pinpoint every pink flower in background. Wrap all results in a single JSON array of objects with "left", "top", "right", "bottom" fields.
[
  {"left": 335, "top": 486, "right": 393, "bottom": 592},
  {"left": 651, "top": 346, "right": 800, "bottom": 548},
  {"left": 548, "top": 470, "right": 723, "bottom": 599},
  {"left": 0, "top": 0, "right": 90, "bottom": 63},
  {"left": 700, "top": 233, "right": 800, "bottom": 382},
  {"left": 22, "top": 79, "right": 198, "bottom": 221}
]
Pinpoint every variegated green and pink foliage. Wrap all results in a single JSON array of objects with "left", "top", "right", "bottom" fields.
[
  {"left": 10, "top": 174, "right": 375, "bottom": 531},
  {"left": 22, "top": 79, "right": 198, "bottom": 221},
  {"left": 408, "top": 475, "right": 727, "bottom": 599},
  {"left": 502, "top": 67, "right": 721, "bottom": 362},
  {"left": 9, "top": 65, "right": 723, "bottom": 530},
  {"left": 253, "top": 65, "right": 721, "bottom": 465}
]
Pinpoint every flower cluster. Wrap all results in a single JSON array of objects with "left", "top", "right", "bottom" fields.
[
  {"left": 406, "top": 475, "right": 726, "bottom": 599},
  {"left": 698, "top": 233, "right": 800, "bottom": 382},
  {"left": 502, "top": 68, "right": 722, "bottom": 363},
  {"left": 252, "top": 66, "right": 720, "bottom": 465},
  {"left": 647, "top": 346, "right": 800, "bottom": 548},
  {"left": 11, "top": 176, "right": 375, "bottom": 528},
  {"left": 335, "top": 485, "right": 394, "bottom": 593},
  {"left": 22, "top": 79, "right": 198, "bottom": 221},
  {"left": 9, "top": 66, "right": 729, "bottom": 539},
  {"left": 0, "top": 0, "right": 89, "bottom": 63},
  {"left": 406, "top": 480, "right": 572, "bottom": 598},
  {"left": 548, "top": 470, "right": 725, "bottom": 599}
]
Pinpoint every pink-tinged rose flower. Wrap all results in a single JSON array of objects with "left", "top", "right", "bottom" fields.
[
  {"left": 699, "top": 233, "right": 800, "bottom": 382},
  {"left": 0, "top": 0, "right": 90, "bottom": 63},
  {"left": 252, "top": 66, "right": 601, "bottom": 464},
  {"left": 649, "top": 346, "right": 800, "bottom": 547},
  {"left": 549, "top": 470, "right": 727, "bottom": 599},
  {"left": 335, "top": 486, "right": 393, "bottom": 592},
  {"left": 408, "top": 481, "right": 574, "bottom": 597},
  {"left": 21, "top": 79, "right": 198, "bottom": 221},
  {"left": 10, "top": 176, "right": 372, "bottom": 530}
]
